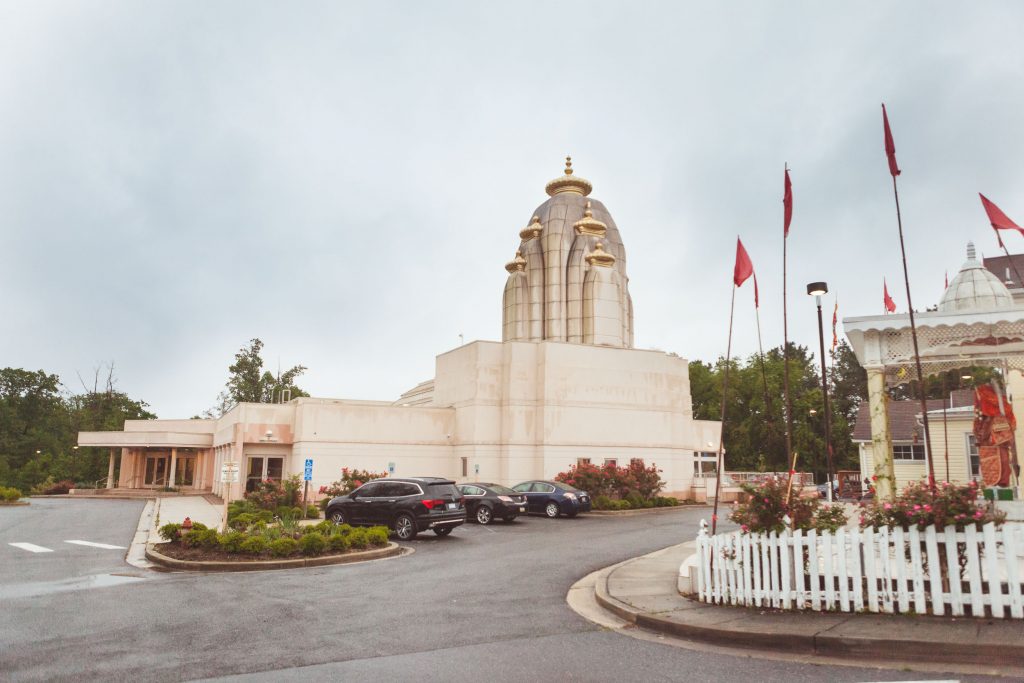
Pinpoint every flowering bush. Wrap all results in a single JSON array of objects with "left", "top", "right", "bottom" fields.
[
  {"left": 244, "top": 479, "right": 290, "bottom": 510},
  {"left": 858, "top": 480, "right": 1005, "bottom": 531},
  {"left": 728, "top": 477, "right": 847, "bottom": 534},
  {"left": 318, "top": 467, "right": 389, "bottom": 498},
  {"left": 554, "top": 460, "right": 665, "bottom": 500}
]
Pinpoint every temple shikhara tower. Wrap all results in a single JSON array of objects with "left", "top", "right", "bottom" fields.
[
  {"left": 503, "top": 157, "right": 633, "bottom": 348},
  {"left": 80, "top": 159, "right": 720, "bottom": 500}
]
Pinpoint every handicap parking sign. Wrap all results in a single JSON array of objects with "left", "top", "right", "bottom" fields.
[{"left": 304, "top": 458, "right": 313, "bottom": 481}]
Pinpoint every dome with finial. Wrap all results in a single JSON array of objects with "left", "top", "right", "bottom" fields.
[
  {"left": 505, "top": 249, "right": 527, "bottom": 273},
  {"left": 544, "top": 156, "right": 593, "bottom": 197},
  {"left": 519, "top": 215, "right": 542, "bottom": 241},
  {"left": 938, "top": 241, "right": 1014, "bottom": 312},
  {"left": 573, "top": 201, "right": 607, "bottom": 237},
  {"left": 585, "top": 241, "right": 616, "bottom": 267}
]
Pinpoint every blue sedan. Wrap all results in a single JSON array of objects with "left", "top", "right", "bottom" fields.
[{"left": 511, "top": 480, "right": 592, "bottom": 518}]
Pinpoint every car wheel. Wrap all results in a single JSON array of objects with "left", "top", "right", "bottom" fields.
[
  {"left": 328, "top": 509, "right": 347, "bottom": 525},
  {"left": 433, "top": 527, "right": 453, "bottom": 536},
  {"left": 476, "top": 506, "right": 493, "bottom": 525},
  {"left": 503, "top": 516, "right": 517, "bottom": 523},
  {"left": 544, "top": 501, "right": 560, "bottom": 518},
  {"left": 394, "top": 513, "right": 417, "bottom": 541}
]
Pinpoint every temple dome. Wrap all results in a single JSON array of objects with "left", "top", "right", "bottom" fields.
[{"left": 938, "top": 242, "right": 1014, "bottom": 312}]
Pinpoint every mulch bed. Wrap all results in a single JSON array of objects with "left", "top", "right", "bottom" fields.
[{"left": 156, "top": 542, "right": 374, "bottom": 563}]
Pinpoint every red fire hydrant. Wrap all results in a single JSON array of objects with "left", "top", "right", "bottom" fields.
[{"left": 181, "top": 517, "right": 193, "bottom": 537}]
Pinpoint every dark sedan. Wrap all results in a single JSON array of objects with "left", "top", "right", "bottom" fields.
[
  {"left": 511, "top": 480, "right": 592, "bottom": 518},
  {"left": 458, "top": 483, "right": 528, "bottom": 524}
]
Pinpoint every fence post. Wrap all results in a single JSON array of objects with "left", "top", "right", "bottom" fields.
[
  {"left": 983, "top": 522, "right": 1003, "bottom": 619},
  {"left": 849, "top": 528, "right": 864, "bottom": 612},
  {"left": 769, "top": 531, "right": 780, "bottom": 608},
  {"left": 925, "top": 525, "right": 943, "bottom": 616},
  {"left": 879, "top": 526, "right": 893, "bottom": 613},
  {"left": 836, "top": 528, "right": 850, "bottom": 612},
  {"left": 808, "top": 528, "right": 821, "bottom": 611},
  {"left": 864, "top": 527, "right": 878, "bottom": 613},
  {"left": 742, "top": 533, "right": 753, "bottom": 604},
  {"left": 943, "top": 526, "right": 964, "bottom": 616},
  {"left": 758, "top": 532, "right": 769, "bottom": 607},
  {"left": 964, "top": 525, "right": 984, "bottom": 617},
  {"left": 822, "top": 530, "right": 835, "bottom": 611},
  {"left": 908, "top": 525, "right": 926, "bottom": 614},
  {"left": 1002, "top": 525, "right": 1023, "bottom": 619},
  {"left": 893, "top": 526, "right": 909, "bottom": 613},
  {"left": 792, "top": 528, "right": 804, "bottom": 610}
]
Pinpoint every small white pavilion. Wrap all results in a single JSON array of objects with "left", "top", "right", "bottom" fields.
[{"left": 843, "top": 243, "right": 1024, "bottom": 499}]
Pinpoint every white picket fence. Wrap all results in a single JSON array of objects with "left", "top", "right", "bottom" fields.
[{"left": 694, "top": 520, "right": 1024, "bottom": 618}]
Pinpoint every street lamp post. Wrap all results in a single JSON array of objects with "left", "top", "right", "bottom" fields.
[{"left": 808, "top": 281, "right": 836, "bottom": 502}]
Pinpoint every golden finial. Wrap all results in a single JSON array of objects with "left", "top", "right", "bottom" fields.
[
  {"left": 573, "top": 200, "right": 607, "bottom": 237},
  {"left": 545, "top": 155, "right": 592, "bottom": 197},
  {"left": 585, "top": 241, "right": 616, "bottom": 268},
  {"left": 519, "top": 215, "right": 542, "bottom": 241},
  {"left": 505, "top": 249, "right": 527, "bottom": 273}
]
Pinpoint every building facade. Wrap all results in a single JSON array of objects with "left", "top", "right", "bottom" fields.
[{"left": 79, "top": 161, "right": 720, "bottom": 500}]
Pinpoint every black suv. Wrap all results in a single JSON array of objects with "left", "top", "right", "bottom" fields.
[{"left": 324, "top": 477, "right": 466, "bottom": 540}]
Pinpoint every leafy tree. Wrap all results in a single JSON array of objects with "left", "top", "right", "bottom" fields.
[
  {"left": 205, "top": 339, "right": 308, "bottom": 416},
  {"left": 0, "top": 365, "right": 156, "bottom": 490}
]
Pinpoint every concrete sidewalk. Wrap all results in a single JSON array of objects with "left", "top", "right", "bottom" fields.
[
  {"left": 125, "top": 495, "right": 224, "bottom": 570},
  {"left": 586, "top": 542, "right": 1024, "bottom": 678}
]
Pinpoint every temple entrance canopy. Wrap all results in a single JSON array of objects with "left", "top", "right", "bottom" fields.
[{"left": 844, "top": 243, "right": 1024, "bottom": 498}]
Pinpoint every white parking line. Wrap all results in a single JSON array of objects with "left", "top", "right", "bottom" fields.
[
  {"left": 65, "top": 540, "right": 127, "bottom": 550},
  {"left": 9, "top": 543, "right": 54, "bottom": 553}
]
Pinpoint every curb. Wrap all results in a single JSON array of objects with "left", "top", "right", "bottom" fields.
[
  {"left": 145, "top": 541, "right": 403, "bottom": 572},
  {"left": 588, "top": 505, "right": 708, "bottom": 516},
  {"left": 0, "top": 501, "right": 31, "bottom": 506},
  {"left": 591, "top": 551, "right": 1024, "bottom": 672}
]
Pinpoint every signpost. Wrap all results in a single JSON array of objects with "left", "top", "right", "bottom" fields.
[
  {"left": 220, "top": 462, "right": 239, "bottom": 532},
  {"left": 303, "top": 459, "right": 313, "bottom": 512},
  {"left": 388, "top": 462, "right": 395, "bottom": 475}
]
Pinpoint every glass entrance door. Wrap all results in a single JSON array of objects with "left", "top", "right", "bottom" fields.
[
  {"left": 144, "top": 455, "right": 169, "bottom": 486},
  {"left": 245, "top": 456, "right": 285, "bottom": 492},
  {"left": 177, "top": 456, "right": 196, "bottom": 487}
]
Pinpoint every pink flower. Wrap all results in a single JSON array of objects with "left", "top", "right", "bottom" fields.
[
  {"left": 764, "top": 498, "right": 770, "bottom": 503},
  {"left": 913, "top": 504, "right": 921, "bottom": 511},
  {"left": 923, "top": 504, "right": 932, "bottom": 512},
  {"left": 974, "top": 510, "right": 984, "bottom": 519},
  {"left": 740, "top": 524, "right": 749, "bottom": 533},
  {"left": 884, "top": 503, "right": 892, "bottom": 510}
]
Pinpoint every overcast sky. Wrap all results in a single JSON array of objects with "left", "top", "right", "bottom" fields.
[{"left": 2, "top": 2, "right": 1023, "bottom": 418}]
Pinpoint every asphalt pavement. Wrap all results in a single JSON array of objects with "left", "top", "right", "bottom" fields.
[{"left": 0, "top": 500, "right": 1004, "bottom": 682}]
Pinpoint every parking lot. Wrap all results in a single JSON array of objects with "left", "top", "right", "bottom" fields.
[{"left": 1, "top": 499, "right": 987, "bottom": 682}]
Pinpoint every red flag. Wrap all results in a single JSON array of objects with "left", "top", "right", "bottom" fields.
[
  {"left": 979, "top": 193, "right": 1024, "bottom": 235},
  {"left": 882, "top": 104, "right": 900, "bottom": 177},
  {"left": 734, "top": 237, "right": 754, "bottom": 287},
  {"left": 831, "top": 299, "right": 838, "bottom": 352},
  {"left": 883, "top": 279, "right": 896, "bottom": 313},
  {"left": 944, "top": 270, "right": 949, "bottom": 289},
  {"left": 783, "top": 167, "right": 793, "bottom": 237}
]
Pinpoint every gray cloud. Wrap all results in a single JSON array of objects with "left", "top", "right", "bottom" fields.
[{"left": 2, "top": 1, "right": 1023, "bottom": 416}]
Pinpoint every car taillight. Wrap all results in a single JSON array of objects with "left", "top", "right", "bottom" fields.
[
  {"left": 564, "top": 492, "right": 577, "bottom": 500},
  {"left": 497, "top": 495, "right": 513, "bottom": 502},
  {"left": 421, "top": 499, "right": 446, "bottom": 509}
]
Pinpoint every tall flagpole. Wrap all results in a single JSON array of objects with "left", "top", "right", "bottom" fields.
[
  {"left": 711, "top": 285, "right": 737, "bottom": 536},
  {"left": 883, "top": 104, "right": 935, "bottom": 490},
  {"left": 782, "top": 165, "right": 797, "bottom": 501},
  {"left": 755, "top": 293, "right": 772, "bottom": 428}
]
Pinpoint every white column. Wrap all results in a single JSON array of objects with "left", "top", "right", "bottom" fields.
[
  {"left": 169, "top": 447, "right": 178, "bottom": 488},
  {"left": 867, "top": 367, "right": 896, "bottom": 500},
  {"left": 106, "top": 448, "right": 116, "bottom": 488}
]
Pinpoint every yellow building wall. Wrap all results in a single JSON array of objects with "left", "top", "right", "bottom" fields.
[{"left": 858, "top": 413, "right": 977, "bottom": 491}]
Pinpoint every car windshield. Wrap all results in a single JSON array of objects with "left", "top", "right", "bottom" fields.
[{"left": 485, "top": 484, "right": 516, "bottom": 495}]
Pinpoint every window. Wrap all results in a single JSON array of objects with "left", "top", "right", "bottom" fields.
[
  {"left": 604, "top": 458, "right": 617, "bottom": 467},
  {"left": 577, "top": 458, "right": 591, "bottom": 466},
  {"left": 461, "top": 457, "right": 468, "bottom": 477},
  {"left": 512, "top": 482, "right": 532, "bottom": 492},
  {"left": 460, "top": 485, "right": 485, "bottom": 496},
  {"left": 967, "top": 435, "right": 980, "bottom": 479},
  {"left": 354, "top": 482, "right": 382, "bottom": 497},
  {"left": 534, "top": 483, "right": 555, "bottom": 493},
  {"left": 892, "top": 444, "right": 926, "bottom": 461},
  {"left": 630, "top": 458, "right": 644, "bottom": 467}
]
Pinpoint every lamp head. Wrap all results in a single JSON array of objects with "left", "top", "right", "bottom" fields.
[{"left": 806, "top": 281, "right": 828, "bottom": 296}]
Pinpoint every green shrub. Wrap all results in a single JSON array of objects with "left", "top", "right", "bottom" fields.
[
  {"left": 1, "top": 486, "right": 23, "bottom": 502},
  {"left": 240, "top": 536, "right": 268, "bottom": 555},
  {"left": 190, "top": 521, "right": 209, "bottom": 532},
  {"left": 230, "top": 513, "right": 258, "bottom": 530},
  {"left": 158, "top": 523, "right": 182, "bottom": 542},
  {"left": 859, "top": 480, "right": 1004, "bottom": 531},
  {"left": 305, "top": 505, "right": 320, "bottom": 519},
  {"left": 365, "top": 527, "right": 389, "bottom": 547},
  {"left": 348, "top": 528, "right": 369, "bottom": 549},
  {"left": 183, "top": 528, "right": 219, "bottom": 549},
  {"left": 291, "top": 506, "right": 304, "bottom": 519},
  {"left": 218, "top": 531, "right": 247, "bottom": 553},
  {"left": 625, "top": 492, "right": 646, "bottom": 509},
  {"left": 274, "top": 505, "right": 294, "bottom": 519},
  {"left": 593, "top": 495, "right": 613, "bottom": 510},
  {"left": 298, "top": 532, "right": 327, "bottom": 556},
  {"left": 327, "top": 533, "right": 350, "bottom": 553},
  {"left": 312, "top": 520, "right": 336, "bottom": 535},
  {"left": 269, "top": 537, "right": 298, "bottom": 557}
]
